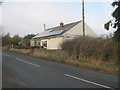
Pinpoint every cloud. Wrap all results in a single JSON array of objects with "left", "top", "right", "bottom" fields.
[
  {"left": 2, "top": 1, "right": 115, "bottom": 37},
  {"left": 2, "top": 2, "right": 81, "bottom": 36}
]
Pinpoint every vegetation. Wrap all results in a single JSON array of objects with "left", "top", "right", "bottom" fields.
[
  {"left": 4, "top": 36, "right": 118, "bottom": 75},
  {"left": 2, "top": 33, "right": 21, "bottom": 46},
  {"left": 104, "top": 0, "right": 120, "bottom": 41},
  {"left": 2, "top": 33, "right": 35, "bottom": 47},
  {"left": 23, "top": 34, "right": 35, "bottom": 46},
  {"left": 61, "top": 36, "right": 118, "bottom": 65},
  {"left": 7, "top": 46, "right": 118, "bottom": 75},
  {"left": 2, "top": 33, "right": 11, "bottom": 46},
  {"left": 11, "top": 35, "right": 21, "bottom": 46}
]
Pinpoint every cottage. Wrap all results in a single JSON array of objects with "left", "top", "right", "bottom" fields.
[{"left": 30, "top": 20, "right": 97, "bottom": 49}]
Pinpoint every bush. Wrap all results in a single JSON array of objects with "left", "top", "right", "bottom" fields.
[
  {"left": 61, "top": 36, "right": 118, "bottom": 65},
  {"left": 14, "top": 45, "right": 31, "bottom": 49}
]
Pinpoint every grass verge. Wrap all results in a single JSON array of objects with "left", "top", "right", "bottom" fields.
[{"left": 4, "top": 48, "right": 119, "bottom": 75}]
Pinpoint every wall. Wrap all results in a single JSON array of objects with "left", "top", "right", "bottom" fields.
[
  {"left": 41, "top": 37, "right": 63, "bottom": 50},
  {"left": 63, "top": 22, "right": 97, "bottom": 38},
  {"left": 30, "top": 40, "right": 35, "bottom": 46}
]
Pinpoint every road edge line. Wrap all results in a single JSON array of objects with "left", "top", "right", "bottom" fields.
[
  {"left": 64, "top": 74, "right": 116, "bottom": 90},
  {"left": 16, "top": 58, "right": 40, "bottom": 67}
]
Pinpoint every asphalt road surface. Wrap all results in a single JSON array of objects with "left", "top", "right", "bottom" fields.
[{"left": 2, "top": 50, "right": 118, "bottom": 89}]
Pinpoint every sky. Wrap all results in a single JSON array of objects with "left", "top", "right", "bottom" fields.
[{"left": 0, "top": 0, "right": 116, "bottom": 37}]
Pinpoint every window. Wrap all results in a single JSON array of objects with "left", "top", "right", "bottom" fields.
[{"left": 42, "top": 41, "right": 47, "bottom": 48}]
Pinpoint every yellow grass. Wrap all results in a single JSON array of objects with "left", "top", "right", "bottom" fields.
[
  {"left": 9, "top": 48, "right": 31, "bottom": 54},
  {"left": 8, "top": 48, "right": 118, "bottom": 75}
]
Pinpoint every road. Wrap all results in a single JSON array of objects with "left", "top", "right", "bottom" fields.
[{"left": 2, "top": 50, "right": 118, "bottom": 89}]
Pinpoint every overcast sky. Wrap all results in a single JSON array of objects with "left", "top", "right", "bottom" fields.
[{"left": 0, "top": 0, "right": 116, "bottom": 37}]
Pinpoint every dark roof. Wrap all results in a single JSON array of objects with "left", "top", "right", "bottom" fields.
[{"left": 32, "top": 20, "right": 81, "bottom": 39}]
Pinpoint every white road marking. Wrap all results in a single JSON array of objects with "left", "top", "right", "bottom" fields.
[
  {"left": 16, "top": 58, "right": 40, "bottom": 67},
  {"left": 64, "top": 74, "right": 116, "bottom": 90}
]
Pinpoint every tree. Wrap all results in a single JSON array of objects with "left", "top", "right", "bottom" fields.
[
  {"left": 104, "top": 0, "right": 120, "bottom": 41},
  {"left": 2, "top": 33, "right": 11, "bottom": 46},
  {"left": 23, "top": 34, "right": 35, "bottom": 46},
  {"left": 24, "top": 34, "right": 35, "bottom": 40},
  {"left": 11, "top": 34, "right": 21, "bottom": 46}
]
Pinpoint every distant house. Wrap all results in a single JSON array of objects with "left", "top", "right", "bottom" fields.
[{"left": 30, "top": 20, "right": 97, "bottom": 49}]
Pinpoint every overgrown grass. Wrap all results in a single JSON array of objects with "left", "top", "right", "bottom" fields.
[
  {"left": 8, "top": 48, "right": 118, "bottom": 75},
  {"left": 9, "top": 48, "right": 31, "bottom": 54},
  {"left": 61, "top": 36, "right": 119, "bottom": 66}
]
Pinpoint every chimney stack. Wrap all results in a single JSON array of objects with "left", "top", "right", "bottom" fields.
[
  {"left": 60, "top": 22, "right": 64, "bottom": 27},
  {"left": 44, "top": 24, "right": 46, "bottom": 31}
]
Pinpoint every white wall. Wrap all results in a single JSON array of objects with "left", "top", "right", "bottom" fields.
[
  {"left": 41, "top": 37, "right": 63, "bottom": 50},
  {"left": 63, "top": 21, "right": 97, "bottom": 38},
  {"left": 30, "top": 40, "right": 35, "bottom": 46}
]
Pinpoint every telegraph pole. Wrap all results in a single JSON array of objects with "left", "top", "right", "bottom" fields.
[{"left": 82, "top": 0, "right": 85, "bottom": 37}]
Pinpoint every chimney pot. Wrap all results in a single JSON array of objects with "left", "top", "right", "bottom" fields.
[
  {"left": 44, "top": 24, "right": 46, "bottom": 31},
  {"left": 60, "top": 22, "right": 64, "bottom": 27}
]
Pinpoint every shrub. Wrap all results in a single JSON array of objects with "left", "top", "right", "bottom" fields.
[
  {"left": 14, "top": 45, "right": 31, "bottom": 49},
  {"left": 61, "top": 36, "right": 118, "bottom": 65}
]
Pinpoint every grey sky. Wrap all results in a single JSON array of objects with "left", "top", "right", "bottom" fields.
[{"left": 1, "top": 0, "right": 116, "bottom": 37}]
